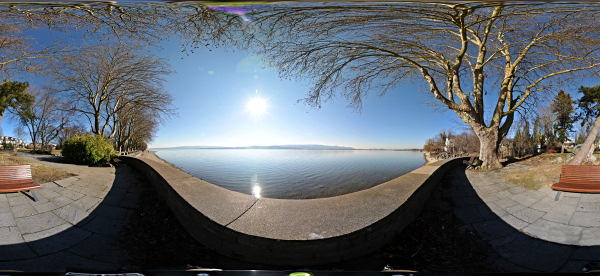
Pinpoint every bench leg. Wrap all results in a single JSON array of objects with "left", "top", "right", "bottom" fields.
[
  {"left": 29, "top": 190, "right": 39, "bottom": 202},
  {"left": 554, "top": 191, "right": 562, "bottom": 201}
]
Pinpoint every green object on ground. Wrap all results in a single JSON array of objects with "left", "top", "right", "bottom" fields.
[
  {"left": 288, "top": 273, "right": 312, "bottom": 276},
  {"left": 62, "top": 134, "right": 115, "bottom": 165}
]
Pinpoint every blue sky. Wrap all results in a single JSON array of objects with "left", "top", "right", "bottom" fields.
[
  {"left": 3, "top": 3, "right": 600, "bottom": 150},
  {"left": 5, "top": 28, "right": 591, "bottom": 150},
  {"left": 0, "top": 31, "right": 457, "bottom": 149},
  {"left": 16, "top": 4, "right": 598, "bottom": 150},
  {"left": 144, "top": 39, "right": 457, "bottom": 149}
]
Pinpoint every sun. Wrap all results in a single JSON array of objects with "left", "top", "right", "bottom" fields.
[{"left": 246, "top": 96, "right": 268, "bottom": 116}]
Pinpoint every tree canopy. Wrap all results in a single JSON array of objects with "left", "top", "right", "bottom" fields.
[
  {"left": 551, "top": 90, "right": 575, "bottom": 144},
  {"left": 569, "top": 85, "right": 600, "bottom": 165},
  {"left": 242, "top": 2, "right": 600, "bottom": 169},
  {"left": 0, "top": 80, "right": 32, "bottom": 127}
]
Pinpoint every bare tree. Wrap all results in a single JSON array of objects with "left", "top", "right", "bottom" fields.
[
  {"left": 242, "top": 3, "right": 600, "bottom": 169},
  {"left": 114, "top": 104, "right": 158, "bottom": 153},
  {"left": 0, "top": 2, "right": 248, "bottom": 79},
  {"left": 52, "top": 43, "right": 173, "bottom": 138},
  {"left": 17, "top": 87, "right": 69, "bottom": 151},
  {"left": 57, "top": 124, "right": 86, "bottom": 149}
]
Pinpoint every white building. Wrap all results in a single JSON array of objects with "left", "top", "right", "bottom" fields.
[{"left": 0, "top": 136, "right": 27, "bottom": 149}]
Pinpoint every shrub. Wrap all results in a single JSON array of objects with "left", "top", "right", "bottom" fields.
[{"left": 62, "top": 134, "right": 115, "bottom": 165}]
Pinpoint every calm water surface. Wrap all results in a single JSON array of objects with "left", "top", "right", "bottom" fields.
[{"left": 155, "top": 149, "right": 425, "bottom": 199}]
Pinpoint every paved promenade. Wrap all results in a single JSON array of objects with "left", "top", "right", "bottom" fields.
[
  {"left": 0, "top": 154, "right": 144, "bottom": 272},
  {"left": 440, "top": 164, "right": 600, "bottom": 272},
  {"left": 468, "top": 163, "right": 600, "bottom": 246},
  {"left": 3, "top": 153, "right": 600, "bottom": 272}
]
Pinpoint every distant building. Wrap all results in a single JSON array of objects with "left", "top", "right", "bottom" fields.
[
  {"left": 564, "top": 139, "right": 574, "bottom": 147},
  {"left": 27, "top": 143, "right": 57, "bottom": 150},
  {"left": 0, "top": 136, "right": 27, "bottom": 149},
  {"left": 444, "top": 137, "right": 454, "bottom": 152}
]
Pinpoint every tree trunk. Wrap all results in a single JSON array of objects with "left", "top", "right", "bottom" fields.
[
  {"left": 569, "top": 113, "right": 600, "bottom": 165},
  {"left": 475, "top": 127, "right": 503, "bottom": 170}
]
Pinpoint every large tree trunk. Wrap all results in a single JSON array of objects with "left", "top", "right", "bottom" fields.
[
  {"left": 569, "top": 113, "right": 600, "bottom": 165},
  {"left": 475, "top": 127, "right": 503, "bottom": 170}
]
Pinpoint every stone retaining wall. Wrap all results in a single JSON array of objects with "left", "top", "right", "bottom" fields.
[{"left": 122, "top": 155, "right": 464, "bottom": 266}]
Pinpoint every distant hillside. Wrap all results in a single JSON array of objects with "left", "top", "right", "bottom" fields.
[{"left": 246, "top": 144, "right": 355, "bottom": 150}]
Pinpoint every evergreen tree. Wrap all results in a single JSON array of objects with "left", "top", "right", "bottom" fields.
[
  {"left": 552, "top": 90, "right": 576, "bottom": 152},
  {"left": 0, "top": 80, "right": 33, "bottom": 127},
  {"left": 569, "top": 85, "right": 600, "bottom": 164}
]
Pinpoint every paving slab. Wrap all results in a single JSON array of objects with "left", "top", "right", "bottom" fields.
[
  {"left": 0, "top": 226, "right": 25, "bottom": 245},
  {"left": 512, "top": 207, "right": 544, "bottom": 224},
  {"left": 52, "top": 205, "right": 91, "bottom": 225},
  {"left": 15, "top": 212, "right": 67, "bottom": 234},
  {"left": 543, "top": 204, "right": 578, "bottom": 224},
  {"left": 11, "top": 203, "right": 38, "bottom": 218},
  {"left": 484, "top": 200, "right": 507, "bottom": 215},
  {"left": 569, "top": 211, "right": 600, "bottom": 227},
  {"left": 494, "top": 197, "right": 520, "bottom": 209},
  {"left": 80, "top": 215, "right": 125, "bottom": 236},
  {"left": 529, "top": 242, "right": 575, "bottom": 272},
  {"left": 0, "top": 153, "right": 143, "bottom": 272},
  {"left": 500, "top": 214, "right": 529, "bottom": 230},
  {"left": 522, "top": 219, "right": 583, "bottom": 245},
  {"left": 0, "top": 201, "right": 11, "bottom": 213},
  {"left": 579, "top": 228, "right": 600, "bottom": 245},
  {"left": 0, "top": 212, "right": 16, "bottom": 227},
  {"left": 576, "top": 201, "right": 600, "bottom": 212},
  {"left": 530, "top": 196, "right": 559, "bottom": 212},
  {"left": 26, "top": 226, "right": 92, "bottom": 256},
  {"left": 472, "top": 219, "right": 516, "bottom": 241},
  {"left": 467, "top": 166, "right": 600, "bottom": 246},
  {"left": 512, "top": 193, "right": 539, "bottom": 207},
  {"left": 69, "top": 233, "right": 126, "bottom": 264},
  {"left": 0, "top": 243, "right": 38, "bottom": 261}
]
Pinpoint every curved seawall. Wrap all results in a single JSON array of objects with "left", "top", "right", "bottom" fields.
[{"left": 121, "top": 152, "right": 465, "bottom": 265}]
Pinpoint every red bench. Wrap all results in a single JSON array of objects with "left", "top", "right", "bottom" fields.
[
  {"left": 0, "top": 165, "right": 41, "bottom": 202},
  {"left": 551, "top": 165, "right": 600, "bottom": 200}
]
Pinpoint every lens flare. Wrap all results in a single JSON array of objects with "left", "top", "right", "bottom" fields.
[{"left": 246, "top": 96, "right": 268, "bottom": 116}]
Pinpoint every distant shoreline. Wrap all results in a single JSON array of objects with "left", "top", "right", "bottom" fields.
[{"left": 149, "top": 145, "right": 423, "bottom": 151}]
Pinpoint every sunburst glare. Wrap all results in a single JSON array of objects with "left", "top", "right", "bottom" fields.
[{"left": 246, "top": 96, "right": 268, "bottom": 117}]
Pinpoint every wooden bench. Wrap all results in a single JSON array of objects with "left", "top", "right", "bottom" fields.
[
  {"left": 551, "top": 165, "right": 600, "bottom": 201},
  {"left": 463, "top": 156, "right": 481, "bottom": 169},
  {"left": 0, "top": 165, "right": 41, "bottom": 202}
]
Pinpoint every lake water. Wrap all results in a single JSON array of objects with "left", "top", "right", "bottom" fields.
[{"left": 155, "top": 149, "right": 425, "bottom": 199}]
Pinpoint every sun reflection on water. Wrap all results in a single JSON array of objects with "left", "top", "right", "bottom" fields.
[
  {"left": 251, "top": 173, "right": 262, "bottom": 198},
  {"left": 252, "top": 185, "right": 261, "bottom": 199}
]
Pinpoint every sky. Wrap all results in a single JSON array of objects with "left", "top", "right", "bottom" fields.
[
  {"left": 0, "top": 16, "right": 584, "bottom": 150},
  {"left": 7, "top": 3, "right": 595, "bottom": 150},
  {"left": 1, "top": 37, "right": 459, "bottom": 149},
  {"left": 142, "top": 39, "right": 458, "bottom": 149},
  {"left": 0, "top": 30, "right": 458, "bottom": 150}
]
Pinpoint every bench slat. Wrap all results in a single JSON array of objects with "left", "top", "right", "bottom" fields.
[
  {"left": 551, "top": 165, "right": 600, "bottom": 193},
  {"left": 0, "top": 165, "right": 40, "bottom": 193}
]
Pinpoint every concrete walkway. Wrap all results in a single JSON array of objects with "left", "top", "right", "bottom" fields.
[
  {"left": 468, "top": 163, "right": 600, "bottom": 246},
  {"left": 4, "top": 152, "right": 600, "bottom": 272},
  {"left": 0, "top": 154, "right": 144, "bottom": 272},
  {"left": 441, "top": 165, "right": 600, "bottom": 272}
]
